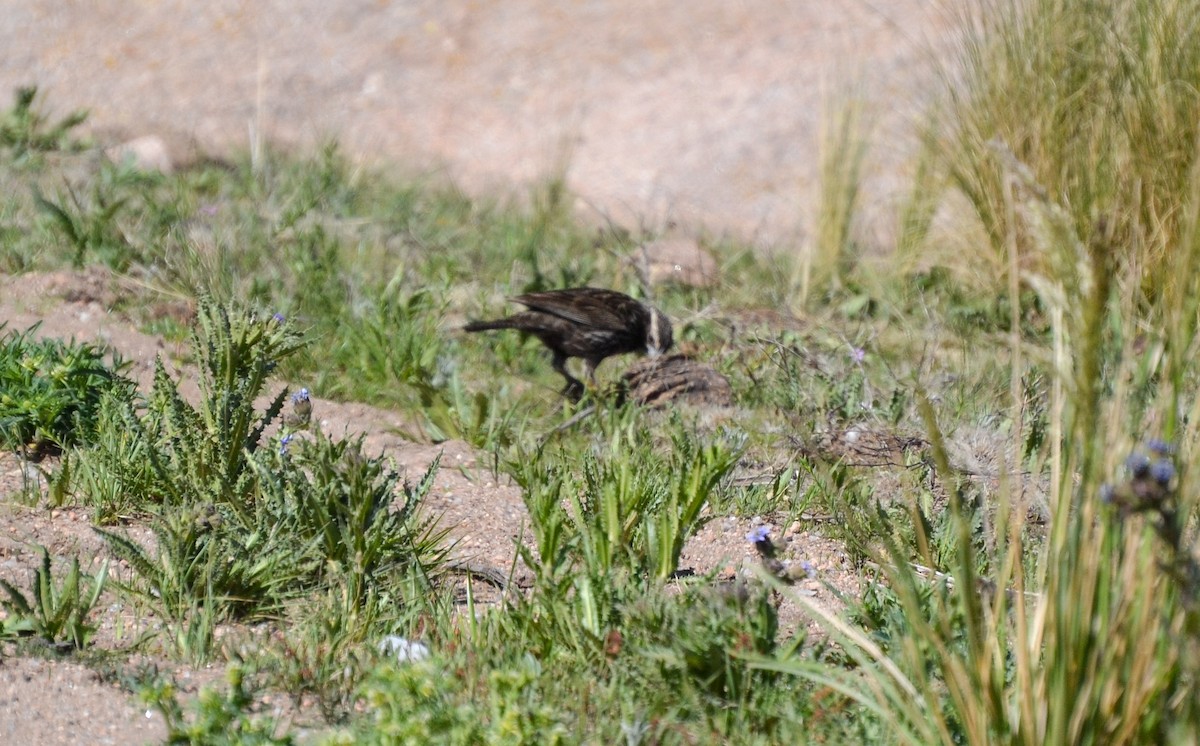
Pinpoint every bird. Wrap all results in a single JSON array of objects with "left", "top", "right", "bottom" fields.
[{"left": 464, "top": 287, "right": 673, "bottom": 400}]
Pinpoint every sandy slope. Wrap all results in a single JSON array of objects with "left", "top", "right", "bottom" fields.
[{"left": 2, "top": 1, "right": 956, "bottom": 245}]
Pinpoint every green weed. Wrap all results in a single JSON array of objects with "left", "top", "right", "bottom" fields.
[
  {"left": 514, "top": 419, "right": 741, "bottom": 585},
  {"left": 252, "top": 434, "right": 451, "bottom": 607},
  {"left": 0, "top": 547, "right": 108, "bottom": 650},
  {"left": 142, "top": 664, "right": 293, "bottom": 746},
  {"left": 67, "top": 300, "right": 452, "bottom": 664},
  {"left": 0, "top": 85, "right": 88, "bottom": 159},
  {"left": 0, "top": 323, "right": 132, "bottom": 458},
  {"left": 256, "top": 586, "right": 400, "bottom": 723}
]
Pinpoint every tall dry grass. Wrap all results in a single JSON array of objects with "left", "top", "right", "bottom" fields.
[{"left": 764, "top": 0, "right": 1200, "bottom": 742}]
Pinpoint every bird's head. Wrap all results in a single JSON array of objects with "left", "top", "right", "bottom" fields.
[{"left": 645, "top": 306, "right": 674, "bottom": 357}]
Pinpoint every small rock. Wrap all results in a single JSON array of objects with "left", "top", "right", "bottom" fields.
[
  {"left": 106, "top": 135, "right": 174, "bottom": 174},
  {"left": 631, "top": 237, "right": 719, "bottom": 288},
  {"left": 379, "top": 635, "right": 431, "bottom": 662}
]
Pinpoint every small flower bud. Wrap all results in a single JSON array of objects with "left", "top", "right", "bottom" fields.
[
  {"left": 1150, "top": 459, "right": 1175, "bottom": 487},
  {"left": 1147, "top": 438, "right": 1173, "bottom": 456},
  {"left": 745, "top": 526, "right": 771, "bottom": 544},
  {"left": 1125, "top": 452, "right": 1151, "bottom": 479}
]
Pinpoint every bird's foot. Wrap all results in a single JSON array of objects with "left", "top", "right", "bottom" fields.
[{"left": 561, "top": 379, "right": 585, "bottom": 402}]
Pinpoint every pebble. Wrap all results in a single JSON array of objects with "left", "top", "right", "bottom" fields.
[
  {"left": 105, "top": 135, "right": 174, "bottom": 174},
  {"left": 633, "top": 237, "right": 719, "bottom": 288}
]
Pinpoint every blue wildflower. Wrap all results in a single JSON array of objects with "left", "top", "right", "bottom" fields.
[
  {"left": 1150, "top": 459, "right": 1175, "bottom": 487},
  {"left": 291, "top": 387, "right": 310, "bottom": 404},
  {"left": 272, "top": 313, "right": 286, "bottom": 324},
  {"left": 1125, "top": 452, "right": 1151, "bottom": 479},
  {"left": 1147, "top": 438, "right": 1174, "bottom": 456},
  {"left": 850, "top": 347, "right": 866, "bottom": 364},
  {"left": 280, "top": 433, "right": 295, "bottom": 455},
  {"left": 746, "top": 526, "right": 771, "bottom": 544}
]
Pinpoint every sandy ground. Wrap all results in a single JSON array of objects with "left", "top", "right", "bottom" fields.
[{"left": 2, "top": 1, "right": 958, "bottom": 246}]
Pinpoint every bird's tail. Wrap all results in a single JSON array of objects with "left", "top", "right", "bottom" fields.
[{"left": 463, "top": 319, "right": 517, "bottom": 332}]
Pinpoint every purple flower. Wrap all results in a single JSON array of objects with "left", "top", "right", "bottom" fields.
[
  {"left": 280, "top": 433, "right": 295, "bottom": 455},
  {"left": 1150, "top": 459, "right": 1175, "bottom": 487},
  {"left": 1125, "top": 452, "right": 1151, "bottom": 479},
  {"left": 291, "top": 387, "right": 310, "bottom": 404},
  {"left": 272, "top": 313, "right": 286, "bottom": 324},
  {"left": 850, "top": 347, "right": 866, "bottom": 364},
  {"left": 1147, "top": 438, "right": 1174, "bottom": 456},
  {"left": 798, "top": 560, "right": 815, "bottom": 577},
  {"left": 746, "top": 526, "right": 771, "bottom": 544}
]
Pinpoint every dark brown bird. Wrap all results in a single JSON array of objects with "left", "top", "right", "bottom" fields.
[{"left": 464, "top": 287, "right": 673, "bottom": 399}]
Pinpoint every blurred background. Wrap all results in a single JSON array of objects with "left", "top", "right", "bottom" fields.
[{"left": 2, "top": 1, "right": 954, "bottom": 248}]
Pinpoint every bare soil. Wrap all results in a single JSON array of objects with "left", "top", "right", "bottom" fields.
[{"left": 2, "top": 1, "right": 956, "bottom": 246}]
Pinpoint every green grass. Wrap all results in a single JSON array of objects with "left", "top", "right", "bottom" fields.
[{"left": 2, "top": 0, "right": 1200, "bottom": 737}]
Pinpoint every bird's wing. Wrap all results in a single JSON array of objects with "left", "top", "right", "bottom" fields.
[{"left": 513, "top": 289, "right": 634, "bottom": 331}]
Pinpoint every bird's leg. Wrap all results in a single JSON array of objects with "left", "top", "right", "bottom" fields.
[
  {"left": 576, "top": 358, "right": 606, "bottom": 399},
  {"left": 552, "top": 353, "right": 585, "bottom": 401},
  {"left": 582, "top": 358, "right": 599, "bottom": 385}
]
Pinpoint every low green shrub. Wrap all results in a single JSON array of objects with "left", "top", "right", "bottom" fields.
[{"left": 0, "top": 323, "right": 132, "bottom": 457}]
